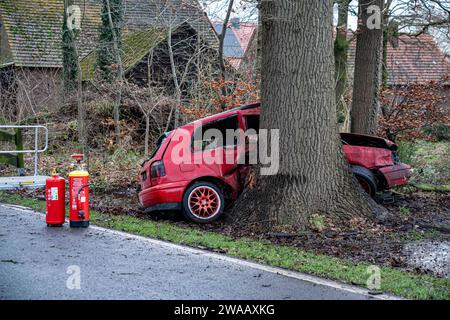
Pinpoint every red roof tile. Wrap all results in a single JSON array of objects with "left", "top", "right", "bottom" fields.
[{"left": 347, "top": 33, "right": 450, "bottom": 86}]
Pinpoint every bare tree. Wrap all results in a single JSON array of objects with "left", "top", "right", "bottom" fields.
[
  {"left": 153, "top": 1, "right": 219, "bottom": 128},
  {"left": 98, "top": 0, "right": 124, "bottom": 145},
  {"left": 217, "top": 0, "right": 235, "bottom": 97},
  {"left": 128, "top": 84, "right": 168, "bottom": 155},
  {"left": 63, "top": 0, "right": 88, "bottom": 164}
]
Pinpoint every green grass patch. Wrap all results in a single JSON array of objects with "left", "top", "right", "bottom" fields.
[
  {"left": 399, "top": 230, "right": 443, "bottom": 243},
  {"left": 397, "top": 140, "right": 450, "bottom": 187},
  {"left": 1, "top": 192, "right": 449, "bottom": 300}
]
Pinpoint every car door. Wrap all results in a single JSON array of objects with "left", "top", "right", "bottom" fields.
[{"left": 192, "top": 114, "right": 242, "bottom": 177}]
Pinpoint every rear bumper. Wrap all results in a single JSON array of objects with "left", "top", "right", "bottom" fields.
[
  {"left": 138, "top": 181, "right": 187, "bottom": 210},
  {"left": 378, "top": 163, "right": 412, "bottom": 188}
]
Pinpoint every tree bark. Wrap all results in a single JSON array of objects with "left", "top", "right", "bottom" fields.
[
  {"left": 231, "top": 0, "right": 386, "bottom": 231},
  {"left": 351, "top": 0, "right": 384, "bottom": 135},
  {"left": 334, "top": 0, "right": 350, "bottom": 124}
]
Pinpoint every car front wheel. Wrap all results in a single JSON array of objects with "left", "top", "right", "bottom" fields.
[{"left": 182, "top": 181, "right": 225, "bottom": 223}]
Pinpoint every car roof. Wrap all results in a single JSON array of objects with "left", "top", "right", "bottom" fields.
[{"left": 182, "top": 102, "right": 260, "bottom": 128}]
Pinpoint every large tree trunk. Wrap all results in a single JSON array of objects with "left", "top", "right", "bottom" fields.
[
  {"left": 351, "top": 0, "right": 384, "bottom": 135},
  {"left": 334, "top": 0, "right": 350, "bottom": 125},
  {"left": 231, "top": 0, "right": 385, "bottom": 231}
]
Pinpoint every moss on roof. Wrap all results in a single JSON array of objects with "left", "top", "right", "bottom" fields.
[
  {"left": 0, "top": 0, "right": 101, "bottom": 68},
  {"left": 80, "top": 27, "right": 167, "bottom": 80}
]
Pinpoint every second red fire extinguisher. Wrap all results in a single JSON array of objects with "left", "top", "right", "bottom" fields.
[{"left": 69, "top": 154, "right": 90, "bottom": 228}]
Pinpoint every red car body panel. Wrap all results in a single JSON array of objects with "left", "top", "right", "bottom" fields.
[
  {"left": 379, "top": 163, "right": 412, "bottom": 188},
  {"left": 342, "top": 145, "right": 394, "bottom": 168},
  {"left": 138, "top": 103, "right": 412, "bottom": 212}
]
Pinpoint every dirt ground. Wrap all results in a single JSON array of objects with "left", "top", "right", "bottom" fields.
[{"left": 19, "top": 186, "right": 450, "bottom": 278}]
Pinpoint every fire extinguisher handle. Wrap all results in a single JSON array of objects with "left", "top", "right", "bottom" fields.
[
  {"left": 76, "top": 184, "right": 91, "bottom": 220},
  {"left": 77, "top": 184, "right": 91, "bottom": 197}
]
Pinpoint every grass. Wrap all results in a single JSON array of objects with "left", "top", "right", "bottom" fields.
[
  {"left": 1, "top": 192, "right": 449, "bottom": 300},
  {"left": 397, "top": 140, "right": 450, "bottom": 188}
]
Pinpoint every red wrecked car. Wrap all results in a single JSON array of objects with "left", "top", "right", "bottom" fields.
[{"left": 139, "top": 103, "right": 411, "bottom": 223}]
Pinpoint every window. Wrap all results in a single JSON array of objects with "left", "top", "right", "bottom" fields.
[
  {"left": 149, "top": 132, "right": 169, "bottom": 158},
  {"left": 192, "top": 115, "right": 239, "bottom": 151},
  {"left": 245, "top": 115, "right": 260, "bottom": 132}
]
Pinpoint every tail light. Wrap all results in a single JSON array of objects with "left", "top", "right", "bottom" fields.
[{"left": 150, "top": 161, "right": 166, "bottom": 178}]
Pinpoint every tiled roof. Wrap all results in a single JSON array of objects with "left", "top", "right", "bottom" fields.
[
  {"left": 212, "top": 20, "right": 256, "bottom": 68},
  {"left": 385, "top": 34, "right": 450, "bottom": 85},
  {"left": 125, "top": 0, "right": 218, "bottom": 49},
  {"left": 0, "top": 0, "right": 218, "bottom": 68},
  {"left": 0, "top": 0, "right": 100, "bottom": 68},
  {"left": 232, "top": 22, "right": 256, "bottom": 54},
  {"left": 213, "top": 23, "right": 244, "bottom": 58},
  {"left": 347, "top": 32, "right": 450, "bottom": 86},
  {"left": 80, "top": 27, "right": 166, "bottom": 80}
]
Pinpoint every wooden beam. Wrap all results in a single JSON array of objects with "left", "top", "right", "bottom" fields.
[{"left": 14, "top": 128, "right": 24, "bottom": 169}]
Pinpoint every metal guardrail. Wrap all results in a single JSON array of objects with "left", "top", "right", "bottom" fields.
[{"left": 0, "top": 125, "right": 48, "bottom": 176}]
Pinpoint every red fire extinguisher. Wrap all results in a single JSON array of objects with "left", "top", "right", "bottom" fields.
[
  {"left": 69, "top": 154, "right": 90, "bottom": 228},
  {"left": 46, "top": 168, "right": 66, "bottom": 227}
]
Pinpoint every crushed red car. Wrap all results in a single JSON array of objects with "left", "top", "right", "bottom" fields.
[{"left": 139, "top": 103, "right": 411, "bottom": 223}]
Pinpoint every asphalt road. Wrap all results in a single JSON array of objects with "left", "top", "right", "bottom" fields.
[{"left": 0, "top": 204, "right": 392, "bottom": 300}]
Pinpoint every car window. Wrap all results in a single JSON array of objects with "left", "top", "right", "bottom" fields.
[
  {"left": 149, "top": 132, "right": 169, "bottom": 158},
  {"left": 245, "top": 115, "right": 260, "bottom": 132},
  {"left": 192, "top": 115, "right": 239, "bottom": 151}
]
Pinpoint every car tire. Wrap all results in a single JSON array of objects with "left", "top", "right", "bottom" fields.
[
  {"left": 351, "top": 166, "right": 377, "bottom": 197},
  {"left": 182, "top": 181, "right": 225, "bottom": 223}
]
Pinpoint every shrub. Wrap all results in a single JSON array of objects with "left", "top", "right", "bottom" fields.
[
  {"left": 378, "top": 80, "right": 450, "bottom": 141},
  {"left": 422, "top": 123, "right": 450, "bottom": 141}
]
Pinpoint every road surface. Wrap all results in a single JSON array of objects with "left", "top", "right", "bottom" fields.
[{"left": 0, "top": 204, "right": 394, "bottom": 300}]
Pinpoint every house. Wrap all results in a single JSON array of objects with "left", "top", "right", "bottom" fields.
[
  {"left": 0, "top": 0, "right": 101, "bottom": 120},
  {"left": 212, "top": 18, "right": 256, "bottom": 69},
  {"left": 348, "top": 33, "right": 450, "bottom": 88},
  {"left": 348, "top": 33, "right": 450, "bottom": 109},
  {"left": 80, "top": 22, "right": 220, "bottom": 100},
  {"left": 0, "top": 0, "right": 219, "bottom": 120}
]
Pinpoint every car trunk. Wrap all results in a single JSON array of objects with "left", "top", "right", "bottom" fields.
[{"left": 340, "top": 133, "right": 398, "bottom": 169}]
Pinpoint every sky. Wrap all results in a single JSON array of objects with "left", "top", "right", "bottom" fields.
[
  {"left": 202, "top": 0, "right": 449, "bottom": 55},
  {"left": 202, "top": 0, "right": 358, "bottom": 29}
]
